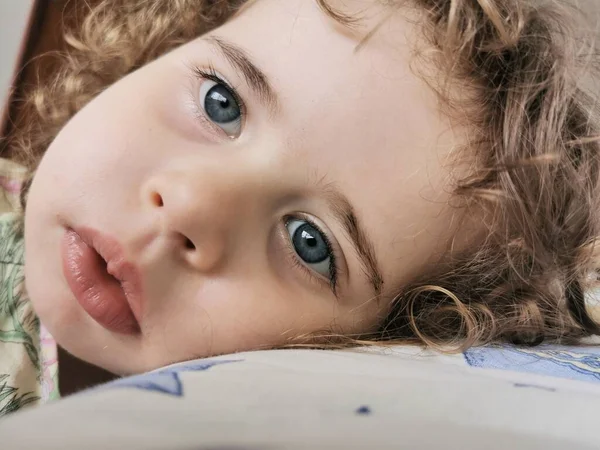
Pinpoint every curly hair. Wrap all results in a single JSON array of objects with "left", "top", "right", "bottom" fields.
[{"left": 5, "top": 0, "right": 600, "bottom": 351}]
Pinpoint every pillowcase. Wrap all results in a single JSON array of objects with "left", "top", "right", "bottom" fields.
[{"left": 2, "top": 345, "right": 600, "bottom": 449}]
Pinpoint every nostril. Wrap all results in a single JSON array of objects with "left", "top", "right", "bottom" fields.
[
  {"left": 184, "top": 237, "right": 196, "bottom": 251},
  {"left": 151, "top": 191, "right": 164, "bottom": 207}
]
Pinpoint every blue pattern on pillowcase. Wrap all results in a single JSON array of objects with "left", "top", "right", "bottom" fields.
[
  {"left": 104, "top": 359, "right": 241, "bottom": 397},
  {"left": 464, "top": 345, "right": 600, "bottom": 383}
]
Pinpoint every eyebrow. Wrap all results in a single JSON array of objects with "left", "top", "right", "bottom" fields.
[
  {"left": 319, "top": 182, "right": 384, "bottom": 296},
  {"left": 204, "top": 36, "right": 280, "bottom": 116}
]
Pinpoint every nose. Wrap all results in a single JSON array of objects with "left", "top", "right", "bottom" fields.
[{"left": 142, "top": 164, "right": 257, "bottom": 272}]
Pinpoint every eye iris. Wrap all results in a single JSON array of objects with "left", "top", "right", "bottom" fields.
[
  {"left": 205, "top": 84, "right": 240, "bottom": 124},
  {"left": 293, "top": 223, "right": 329, "bottom": 263}
]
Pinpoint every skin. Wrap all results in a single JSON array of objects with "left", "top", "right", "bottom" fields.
[{"left": 24, "top": 0, "right": 461, "bottom": 375}]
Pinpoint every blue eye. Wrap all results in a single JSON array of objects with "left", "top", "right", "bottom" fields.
[
  {"left": 286, "top": 219, "right": 333, "bottom": 279},
  {"left": 199, "top": 79, "right": 242, "bottom": 137}
]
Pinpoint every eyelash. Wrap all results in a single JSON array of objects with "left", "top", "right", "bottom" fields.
[
  {"left": 283, "top": 216, "right": 340, "bottom": 297},
  {"left": 190, "top": 65, "right": 247, "bottom": 135}
]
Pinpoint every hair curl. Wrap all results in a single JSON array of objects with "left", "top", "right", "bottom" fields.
[{"left": 5, "top": 0, "right": 600, "bottom": 351}]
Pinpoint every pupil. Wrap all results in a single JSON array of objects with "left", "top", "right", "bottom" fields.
[{"left": 302, "top": 231, "right": 318, "bottom": 247}]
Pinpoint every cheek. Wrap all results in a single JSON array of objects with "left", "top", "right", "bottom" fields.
[
  {"left": 36, "top": 58, "right": 187, "bottom": 195},
  {"left": 46, "top": 96, "right": 151, "bottom": 180},
  {"left": 146, "top": 275, "right": 340, "bottom": 359},
  {"left": 171, "top": 282, "right": 294, "bottom": 356}
]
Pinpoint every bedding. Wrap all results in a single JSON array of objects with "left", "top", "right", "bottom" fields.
[{"left": 2, "top": 344, "right": 600, "bottom": 449}]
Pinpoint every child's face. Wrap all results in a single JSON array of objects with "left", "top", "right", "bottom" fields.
[{"left": 24, "top": 0, "right": 461, "bottom": 374}]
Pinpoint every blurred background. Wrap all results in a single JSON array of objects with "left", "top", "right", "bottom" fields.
[{"left": 0, "top": 0, "right": 36, "bottom": 128}]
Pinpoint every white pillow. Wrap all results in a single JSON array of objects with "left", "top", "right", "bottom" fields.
[{"left": 2, "top": 345, "right": 600, "bottom": 449}]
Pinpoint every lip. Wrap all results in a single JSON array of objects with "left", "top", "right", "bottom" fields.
[{"left": 61, "top": 227, "right": 144, "bottom": 335}]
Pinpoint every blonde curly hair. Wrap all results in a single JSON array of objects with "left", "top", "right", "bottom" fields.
[{"left": 6, "top": 0, "right": 600, "bottom": 350}]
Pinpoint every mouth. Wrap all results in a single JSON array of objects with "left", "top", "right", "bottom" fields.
[{"left": 61, "top": 227, "right": 144, "bottom": 335}]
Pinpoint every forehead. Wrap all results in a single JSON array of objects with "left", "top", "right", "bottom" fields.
[{"left": 212, "top": 0, "right": 460, "bottom": 287}]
